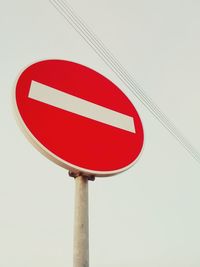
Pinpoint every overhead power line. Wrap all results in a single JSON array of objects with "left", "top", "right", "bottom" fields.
[{"left": 49, "top": 0, "right": 200, "bottom": 165}]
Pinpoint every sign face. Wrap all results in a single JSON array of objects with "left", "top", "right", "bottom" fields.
[{"left": 15, "top": 60, "right": 144, "bottom": 176}]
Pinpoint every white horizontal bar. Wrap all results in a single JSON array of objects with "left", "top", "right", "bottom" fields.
[{"left": 28, "top": 81, "right": 135, "bottom": 133}]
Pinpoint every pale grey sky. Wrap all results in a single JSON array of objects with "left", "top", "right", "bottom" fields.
[{"left": 0, "top": 0, "right": 200, "bottom": 266}]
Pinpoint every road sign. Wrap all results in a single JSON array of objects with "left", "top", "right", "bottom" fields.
[{"left": 15, "top": 59, "right": 144, "bottom": 176}]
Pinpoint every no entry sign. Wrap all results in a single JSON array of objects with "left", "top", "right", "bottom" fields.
[{"left": 15, "top": 60, "right": 144, "bottom": 176}]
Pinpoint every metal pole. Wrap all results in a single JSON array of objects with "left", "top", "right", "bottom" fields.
[
  {"left": 69, "top": 171, "right": 94, "bottom": 267},
  {"left": 73, "top": 174, "right": 89, "bottom": 267}
]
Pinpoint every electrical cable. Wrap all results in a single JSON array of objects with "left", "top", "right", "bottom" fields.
[{"left": 49, "top": 0, "right": 200, "bottom": 164}]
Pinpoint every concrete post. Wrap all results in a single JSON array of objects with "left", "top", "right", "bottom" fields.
[{"left": 73, "top": 175, "right": 89, "bottom": 267}]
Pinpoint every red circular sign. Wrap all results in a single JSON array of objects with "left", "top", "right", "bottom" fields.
[{"left": 15, "top": 60, "right": 144, "bottom": 176}]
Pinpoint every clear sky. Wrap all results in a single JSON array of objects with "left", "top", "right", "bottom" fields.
[{"left": 1, "top": 0, "right": 200, "bottom": 266}]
